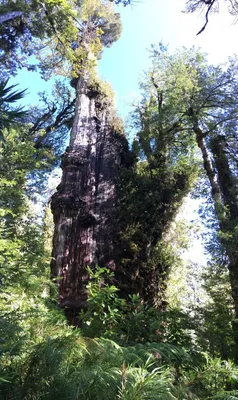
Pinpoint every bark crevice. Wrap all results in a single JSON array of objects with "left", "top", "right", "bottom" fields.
[{"left": 51, "top": 77, "right": 128, "bottom": 312}]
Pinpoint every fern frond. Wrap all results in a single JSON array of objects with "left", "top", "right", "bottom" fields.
[
  {"left": 209, "top": 391, "right": 238, "bottom": 400},
  {"left": 122, "top": 342, "right": 190, "bottom": 366}
]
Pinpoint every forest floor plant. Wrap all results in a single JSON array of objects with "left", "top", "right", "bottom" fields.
[{"left": 1, "top": 263, "right": 238, "bottom": 399}]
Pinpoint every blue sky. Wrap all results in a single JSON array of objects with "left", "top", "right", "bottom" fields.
[
  {"left": 12, "top": 0, "right": 238, "bottom": 122},
  {"left": 99, "top": 0, "right": 237, "bottom": 119}
]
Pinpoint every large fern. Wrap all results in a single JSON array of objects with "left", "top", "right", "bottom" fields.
[{"left": 0, "top": 79, "right": 27, "bottom": 140}]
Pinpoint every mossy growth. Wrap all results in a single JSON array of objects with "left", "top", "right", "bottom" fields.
[
  {"left": 87, "top": 76, "right": 115, "bottom": 108},
  {"left": 109, "top": 113, "right": 124, "bottom": 136},
  {"left": 112, "top": 140, "right": 199, "bottom": 307}
]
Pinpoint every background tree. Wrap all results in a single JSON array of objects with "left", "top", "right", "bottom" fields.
[
  {"left": 143, "top": 44, "right": 238, "bottom": 348},
  {"left": 114, "top": 68, "right": 199, "bottom": 305}
]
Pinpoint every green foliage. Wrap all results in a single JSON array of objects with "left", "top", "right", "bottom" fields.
[
  {"left": 2, "top": 265, "right": 238, "bottom": 400},
  {"left": 0, "top": 79, "right": 27, "bottom": 141},
  {"left": 0, "top": 0, "right": 122, "bottom": 77},
  {"left": 0, "top": 125, "right": 54, "bottom": 229},
  {"left": 79, "top": 266, "right": 126, "bottom": 338},
  {"left": 187, "top": 356, "right": 238, "bottom": 399},
  {"left": 79, "top": 267, "right": 199, "bottom": 354},
  {"left": 195, "top": 267, "right": 235, "bottom": 360},
  {"left": 0, "top": 0, "right": 78, "bottom": 75},
  {"left": 0, "top": 79, "right": 70, "bottom": 207},
  {"left": 1, "top": 240, "right": 238, "bottom": 400},
  {"left": 1, "top": 257, "right": 193, "bottom": 399},
  {"left": 115, "top": 47, "right": 200, "bottom": 304},
  {"left": 135, "top": 44, "right": 238, "bottom": 349},
  {"left": 87, "top": 76, "right": 115, "bottom": 106},
  {"left": 1, "top": 301, "right": 195, "bottom": 400},
  {"left": 117, "top": 361, "right": 175, "bottom": 400},
  {"left": 1, "top": 20, "right": 238, "bottom": 400},
  {"left": 27, "top": 79, "right": 75, "bottom": 163},
  {"left": 210, "top": 392, "right": 238, "bottom": 400}
]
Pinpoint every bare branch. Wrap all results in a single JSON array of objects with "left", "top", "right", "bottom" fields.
[{"left": 196, "top": 0, "right": 216, "bottom": 35}]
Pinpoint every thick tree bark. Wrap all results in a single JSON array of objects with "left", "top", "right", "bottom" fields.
[{"left": 51, "top": 77, "right": 126, "bottom": 313}]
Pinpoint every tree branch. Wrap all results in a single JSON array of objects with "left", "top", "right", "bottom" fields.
[
  {"left": 196, "top": 0, "right": 216, "bottom": 35},
  {"left": 0, "top": 11, "right": 24, "bottom": 25}
]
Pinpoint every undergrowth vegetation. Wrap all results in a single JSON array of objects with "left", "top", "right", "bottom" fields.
[{"left": 1, "top": 259, "right": 238, "bottom": 399}]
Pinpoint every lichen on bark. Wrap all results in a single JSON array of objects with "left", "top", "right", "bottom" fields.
[{"left": 51, "top": 76, "right": 130, "bottom": 313}]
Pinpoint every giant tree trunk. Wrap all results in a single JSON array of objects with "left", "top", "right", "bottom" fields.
[
  {"left": 50, "top": 76, "right": 194, "bottom": 318},
  {"left": 50, "top": 77, "right": 126, "bottom": 314}
]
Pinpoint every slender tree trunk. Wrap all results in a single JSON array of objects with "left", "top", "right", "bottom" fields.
[
  {"left": 192, "top": 115, "right": 238, "bottom": 356},
  {"left": 192, "top": 117, "right": 223, "bottom": 211},
  {"left": 50, "top": 77, "right": 126, "bottom": 317},
  {"left": 210, "top": 135, "right": 238, "bottom": 318}
]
